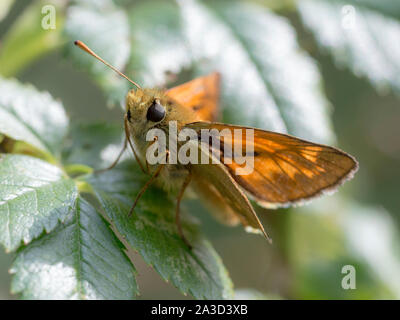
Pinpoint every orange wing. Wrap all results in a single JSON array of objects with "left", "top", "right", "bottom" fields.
[
  {"left": 186, "top": 122, "right": 358, "bottom": 208},
  {"left": 166, "top": 72, "right": 220, "bottom": 122},
  {"left": 189, "top": 139, "right": 269, "bottom": 240}
]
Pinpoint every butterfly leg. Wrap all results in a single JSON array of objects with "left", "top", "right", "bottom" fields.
[
  {"left": 128, "top": 150, "right": 169, "bottom": 217},
  {"left": 176, "top": 171, "right": 192, "bottom": 249},
  {"left": 128, "top": 163, "right": 165, "bottom": 217},
  {"left": 124, "top": 114, "right": 147, "bottom": 174}
]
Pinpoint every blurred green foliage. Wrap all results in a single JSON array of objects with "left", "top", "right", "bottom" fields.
[{"left": 0, "top": 0, "right": 399, "bottom": 299}]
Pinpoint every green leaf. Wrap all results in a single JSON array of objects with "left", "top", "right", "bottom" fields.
[
  {"left": 0, "top": 0, "right": 64, "bottom": 77},
  {"left": 86, "top": 162, "right": 234, "bottom": 300},
  {"left": 0, "top": 77, "right": 69, "bottom": 157},
  {"left": 62, "top": 122, "right": 124, "bottom": 169},
  {"left": 127, "top": 1, "right": 191, "bottom": 88},
  {"left": 66, "top": 0, "right": 190, "bottom": 106},
  {"left": 298, "top": 0, "right": 400, "bottom": 95},
  {"left": 341, "top": 0, "right": 400, "bottom": 20},
  {"left": 64, "top": 0, "right": 131, "bottom": 106},
  {"left": 10, "top": 197, "right": 138, "bottom": 299},
  {"left": 0, "top": 154, "right": 77, "bottom": 252},
  {"left": 65, "top": 0, "right": 335, "bottom": 144},
  {"left": 183, "top": 0, "right": 335, "bottom": 143}
]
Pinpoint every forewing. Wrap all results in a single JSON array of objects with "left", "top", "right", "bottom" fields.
[
  {"left": 166, "top": 72, "right": 220, "bottom": 122},
  {"left": 186, "top": 122, "right": 358, "bottom": 208}
]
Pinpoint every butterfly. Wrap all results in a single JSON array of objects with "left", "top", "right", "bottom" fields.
[{"left": 75, "top": 40, "right": 358, "bottom": 248}]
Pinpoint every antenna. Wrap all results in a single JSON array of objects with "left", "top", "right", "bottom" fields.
[{"left": 74, "top": 40, "right": 141, "bottom": 89}]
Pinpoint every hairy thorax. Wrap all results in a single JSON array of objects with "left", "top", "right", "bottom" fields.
[{"left": 125, "top": 88, "right": 196, "bottom": 194}]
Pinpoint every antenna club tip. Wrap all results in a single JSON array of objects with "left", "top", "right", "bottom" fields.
[{"left": 74, "top": 40, "right": 80, "bottom": 46}]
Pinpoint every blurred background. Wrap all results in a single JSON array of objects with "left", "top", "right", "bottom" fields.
[{"left": 0, "top": 0, "right": 399, "bottom": 299}]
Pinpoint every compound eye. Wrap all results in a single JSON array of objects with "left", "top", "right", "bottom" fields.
[{"left": 146, "top": 101, "right": 166, "bottom": 122}]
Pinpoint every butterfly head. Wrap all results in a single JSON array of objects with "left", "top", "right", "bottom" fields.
[{"left": 125, "top": 88, "right": 171, "bottom": 133}]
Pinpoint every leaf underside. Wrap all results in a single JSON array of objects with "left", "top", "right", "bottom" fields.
[
  {"left": 298, "top": 0, "right": 400, "bottom": 94},
  {"left": 0, "top": 77, "right": 69, "bottom": 156}
]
